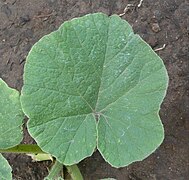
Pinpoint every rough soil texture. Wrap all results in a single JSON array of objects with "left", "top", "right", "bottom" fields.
[{"left": 0, "top": 0, "right": 189, "bottom": 179}]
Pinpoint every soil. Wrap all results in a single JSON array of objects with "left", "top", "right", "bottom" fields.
[{"left": 0, "top": 0, "right": 188, "bottom": 179}]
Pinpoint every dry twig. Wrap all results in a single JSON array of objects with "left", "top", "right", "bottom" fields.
[
  {"left": 33, "top": 13, "right": 53, "bottom": 19},
  {"left": 154, "top": 44, "right": 166, "bottom": 52},
  {"left": 119, "top": 4, "right": 135, "bottom": 17},
  {"left": 138, "top": 0, "right": 144, "bottom": 8}
]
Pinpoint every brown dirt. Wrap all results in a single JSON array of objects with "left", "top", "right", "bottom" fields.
[{"left": 0, "top": 0, "right": 188, "bottom": 179}]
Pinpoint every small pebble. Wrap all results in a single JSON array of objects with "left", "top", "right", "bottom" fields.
[
  {"left": 148, "top": 36, "right": 158, "bottom": 48},
  {"left": 151, "top": 23, "right": 161, "bottom": 33}
]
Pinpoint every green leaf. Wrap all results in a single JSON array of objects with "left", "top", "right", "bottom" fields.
[
  {"left": 0, "top": 79, "right": 24, "bottom": 149},
  {"left": 21, "top": 13, "right": 168, "bottom": 167},
  {"left": 0, "top": 154, "right": 12, "bottom": 180}
]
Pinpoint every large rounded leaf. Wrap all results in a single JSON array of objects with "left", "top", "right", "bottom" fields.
[
  {"left": 0, "top": 154, "right": 12, "bottom": 180},
  {"left": 21, "top": 13, "right": 168, "bottom": 167},
  {"left": 0, "top": 79, "right": 23, "bottom": 149}
]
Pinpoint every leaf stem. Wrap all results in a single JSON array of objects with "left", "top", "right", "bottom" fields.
[
  {"left": 0, "top": 144, "right": 83, "bottom": 180},
  {"left": 66, "top": 164, "right": 84, "bottom": 180},
  {"left": 0, "top": 144, "right": 46, "bottom": 154},
  {"left": 46, "top": 160, "right": 63, "bottom": 179}
]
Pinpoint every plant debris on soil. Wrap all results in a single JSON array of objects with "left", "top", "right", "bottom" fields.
[{"left": 0, "top": 0, "right": 188, "bottom": 179}]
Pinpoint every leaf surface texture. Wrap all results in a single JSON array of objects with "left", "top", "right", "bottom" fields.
[{"left": 21, "top": 13, "right": 168, "bottom": 167}]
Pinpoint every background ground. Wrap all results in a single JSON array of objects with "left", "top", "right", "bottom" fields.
[{"left": 0, "top": 0, "right": 188, "bottom": 179}]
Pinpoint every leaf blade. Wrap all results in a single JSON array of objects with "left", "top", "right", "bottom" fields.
[
  {"left": 96, "top": 16, "right": 168, "bottom": 167},
  {"left": 21, "top": 13, "right": 168, "bottom": 166},
  {"left": 0, "top": 79, "right": 24, "bottom": 149},
  {"left": 0, "top": 154, "right": 12, "bottom": 180}
]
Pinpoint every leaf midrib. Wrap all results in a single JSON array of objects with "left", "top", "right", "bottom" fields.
[{"left": 93, "top": 15, "right": 110, "bottom": 114}]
